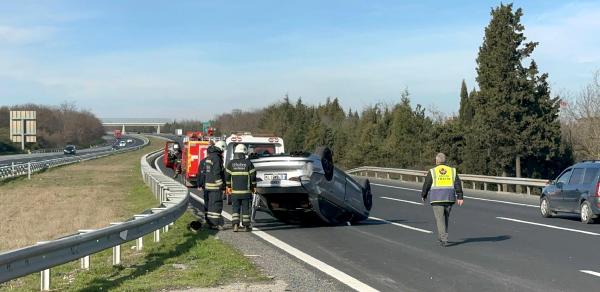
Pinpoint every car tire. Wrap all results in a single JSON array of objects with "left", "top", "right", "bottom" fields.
[
  {"left": 540, "top": 197, "right": 554, "bottom": 218},
  {"left": 315, "top": 146, "right": 334, "bottom": 181},
  {"left": 363, "top": 179, "right": 373, "bottom": 211},
  {"left": 580, "top": 201, "right": 595, "bottom": 224}
]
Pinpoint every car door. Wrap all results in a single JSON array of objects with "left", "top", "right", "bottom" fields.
[
  {"left": 550, "top": 168, "right": 572, "bottom": 210},
  {"left": 563, "top": 168, "right": 584, "bottom": 212}
]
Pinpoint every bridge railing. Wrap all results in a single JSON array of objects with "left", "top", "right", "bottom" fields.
[
  {"left": 0, "top": 149, "right": 189, "bottom": 290},
  {"left": 347, "top": 166, "right": 549, "bottom": 196}
]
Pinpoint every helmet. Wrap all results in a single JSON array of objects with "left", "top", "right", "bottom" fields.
[
  {"left": 234, "top": 144, "right": 247, "bottom": 154},
  {"left": 215, "top": 141, "right": 227, "bottom": 152},
  {"left": 173, "top": 143, "right": 180, "bottom": 149}
]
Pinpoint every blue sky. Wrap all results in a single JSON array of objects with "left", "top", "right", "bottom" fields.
[{"left": 0, "top": 1, "right": 598, "bottom": 120}]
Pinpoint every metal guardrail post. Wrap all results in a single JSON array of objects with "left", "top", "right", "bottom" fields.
[
  {"left": 80, "top": 256, "right": 90, "bottom": 270},
  {"left": 136, "top": 237, "right": 143, "bottom": 251},
  {"left": 28, "top": 162, "right": 31, "bottom": 180},
  {"left": 40, "top": 269, "right": 50, "bottom": 291},
  {"left": 154, "top": 230, "right": 160, "bottom": 242},
  {"left": 112, "top": 245, "right": 121, "bottom": 266}
]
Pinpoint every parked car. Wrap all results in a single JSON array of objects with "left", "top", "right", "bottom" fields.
[
  {"left": 126, "top": 139, "right": 133, "bottom": 144},
  {"left": 118, "top": 140, "right": 127, "bottom": 147},
  {"left": 63, "top": 145, "right": 76, "bottom": 155},
  {"left": 540, "top": 160, "right": 600, "bottom": 223},
  {"left": 251, "top": 147, "right": 373, "bottom": 225}
]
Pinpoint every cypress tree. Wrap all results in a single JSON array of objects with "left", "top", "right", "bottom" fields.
[{"left": 458, "top": 80, "right": 473, "bottom": 125}]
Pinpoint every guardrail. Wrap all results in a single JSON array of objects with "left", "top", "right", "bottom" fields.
[
  {"left": 0, "top": 147, "right": 190, "bottom": 290},
  {"left": 347, "top": 166, "right": 549, "bottom": 196},
  {"left": 0, "top": 136, "right": 148, "bottom": 181}
]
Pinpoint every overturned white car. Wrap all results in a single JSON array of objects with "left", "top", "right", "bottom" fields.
[
  {"left": 250, "top": 147, "right": 373, "bottom": 225},
  {"left": 224, "top": 134, "right": 372, "bottom": 225}
]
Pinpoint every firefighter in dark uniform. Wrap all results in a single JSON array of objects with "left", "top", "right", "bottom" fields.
[
  {"left": 188, "top": 141, "right": 214, "bottom": 233},
  {"left": 421, "top": 153, "right": 464, "bottom": 247},
  {"left": 225, "top": 144, "right": 257, "bottom": 232},
  {"left": 204, "top": 140, "right": 227, "bottom": 230},
  {"left": 197, "top": 141, "right": 214, "bottom": 218},
  {"left": 169, "top": 142, "right": 182, "bottom": 178}
]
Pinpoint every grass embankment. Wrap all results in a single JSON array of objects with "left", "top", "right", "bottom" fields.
[{"left": 0, "top": 137, "right": 266, "bottom": 291}]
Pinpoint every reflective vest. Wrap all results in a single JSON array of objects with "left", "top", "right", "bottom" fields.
[
  {"left": 225, "top": 157, "right": 257, "bottom": 195},
  {"left": 429, "top": 165, "right": 457, "bottom": 204}
]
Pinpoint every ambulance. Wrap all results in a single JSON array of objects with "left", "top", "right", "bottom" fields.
[{"left": 224, "top": 133, "right": 285, "bottom": 165}]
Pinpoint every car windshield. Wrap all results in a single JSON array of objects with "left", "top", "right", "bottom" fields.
[{"left": 65, "top": 145, "right": 75, "bottom": 150}]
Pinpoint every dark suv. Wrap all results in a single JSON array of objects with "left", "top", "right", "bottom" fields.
[{"left": 540, "top": 161, "right": 600, "bottom": 223}]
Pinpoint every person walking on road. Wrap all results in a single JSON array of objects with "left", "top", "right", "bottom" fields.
[
  {"left": 421, "top": 153, "right": 464, "bottom": 247},
  {"left": 204, "top": 141, "right": 227, "bottom": 230},
  {"left": 225, "top": 144, "right": 257, "bottom": 232}
]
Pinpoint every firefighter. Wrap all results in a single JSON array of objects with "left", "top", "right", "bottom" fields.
[
  {"left": 198, "top": 141, "right": 214, "bottom": 219},
  {"left": 169, "top": 143, "right": 182, "bottom": 178},
  {"left": 204, "top": 140, "right": 227, "bottom": 230},
  {"left": 189, "top": 141, "right": 214, "bottom": 233},
  {"left": 225, "top": 144, "right": 256, "bottom": 232},
  {"left": 421, "top": 153, "right": 464, "bottom": 247}
]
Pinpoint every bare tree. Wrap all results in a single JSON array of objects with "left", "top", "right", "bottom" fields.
[{"left": 564, "top": 71, "right": 600, "bottom": 160}]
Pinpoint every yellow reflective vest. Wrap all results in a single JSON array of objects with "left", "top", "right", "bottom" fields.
[{"left": 428, "top": 165, "right": 457, "bottom": 204}]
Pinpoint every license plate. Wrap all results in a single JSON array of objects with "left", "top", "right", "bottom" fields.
[{"left": 264, "top": 173, "right": 287, "bottom": 181}]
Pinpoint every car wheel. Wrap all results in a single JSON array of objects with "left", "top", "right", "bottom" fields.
[
  {"left": 363, "top": 179, "right": 373, "bottom": 211},
  {"left": 315, "top": 146, "right": 334, "bottom": 181},
  {"left": 580, "top": 201, "right": 594, "bottom": 224},
  {"left": 540, "top": 197, "right": 554, "bottom": 218}
]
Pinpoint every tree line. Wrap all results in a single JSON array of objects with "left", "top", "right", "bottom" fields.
[
  {"left": 0, "top": 103, "right": 106, "bottom": 153},
  {"left": 213, "top": 4, "right": 586, "bottom": 179}
]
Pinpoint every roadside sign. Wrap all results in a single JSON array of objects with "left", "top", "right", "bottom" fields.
[{"left": 9, "top": 110, "right": 37, "bottom": 150}]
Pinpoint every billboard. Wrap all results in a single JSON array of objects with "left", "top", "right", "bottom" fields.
[{"left": 9, "top": 111, "right": 37, "bottom": 146}]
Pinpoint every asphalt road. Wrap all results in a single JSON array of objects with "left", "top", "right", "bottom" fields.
[
  {"left": 0, "top": 135, "right": 143, "bottom": 167},
  {"left": 154, "top": 150, "right": 600, "bottom": 291}
]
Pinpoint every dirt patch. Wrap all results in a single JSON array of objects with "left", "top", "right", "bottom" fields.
[
  {"left": 0, "top": 141, "right": 161, "bottom": 251},
  {"left": 169, "top": 280, "right": 289, "bottom": 292}
]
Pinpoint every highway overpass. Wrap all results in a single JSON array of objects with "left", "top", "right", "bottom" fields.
[{"left": 101, "top": 118, "right": 170, "bottom": 134}]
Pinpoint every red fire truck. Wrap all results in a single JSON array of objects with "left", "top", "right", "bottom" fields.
[
  {"left": 164, "top": 131, "right": 222, "bottom": 187},
  {"left": 114, "top": 129, "right": 122, "bottom": 140}
]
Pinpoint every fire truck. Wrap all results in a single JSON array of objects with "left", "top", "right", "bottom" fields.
[
  {"left": 164, "top": 130, "right": 222, "bottom": 187},
  {"left": 114, "top": 129, "right": 122, "bottom": 140}
]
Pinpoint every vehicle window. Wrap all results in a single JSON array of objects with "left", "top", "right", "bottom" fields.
[
  {"left": 556, "top": 169, "right": 572, "bottom": 185},
  {"left": 239, "top": 143, "right": 276, "bottom": 157},
  {"left": 583, "top": 168, "right": 600, "bottom": 184},
  {"left": 569, "top": 168, "right": 585, "bottom": 185}
]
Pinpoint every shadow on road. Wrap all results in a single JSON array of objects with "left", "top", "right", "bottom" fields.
[{"left": 447, "top": 235, "right": 511, "bottom": 247}]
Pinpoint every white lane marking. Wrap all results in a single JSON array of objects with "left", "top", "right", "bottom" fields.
[
  {"left": 371, "top": 183, "right": 420, "bottom": 192},
  {"left": 496, "top": 217, "right": 600, "bottom": 236},
  {"left": 464, "top": 196, "right": 537, "bottom": 208},
  {"left": 368, "top": 216, "right": 432, "bottom": 234},
  {"left": 251, "top": 228, "right": 379, "bottom": 292},
  {"left": 580, "top": 270, "right": 600, "bottom": 278},
  {"left": 188, "top": 191, "right": 380, "bottom": 292},
  {"left": 372, "top": 183, "right": 538, "bottom": 208},
  {"left": 154, "top": 154, "right": 162, "bottom": 170},
  {"left": 380, "top": 196, "right": 423, "bottom": 206}
]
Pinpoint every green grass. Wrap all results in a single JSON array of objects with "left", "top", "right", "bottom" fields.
[
  {"left": 2, "top": 213, "right": 266, "bottom": 292},
  {"left": 0, "top": 137, "right": 267, "bottom": 291}
]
